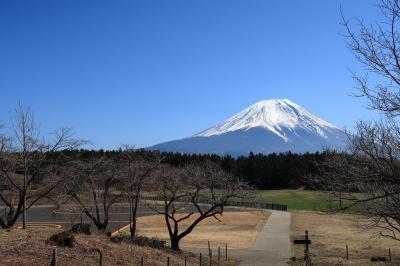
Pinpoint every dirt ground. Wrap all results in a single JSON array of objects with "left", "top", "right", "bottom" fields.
[
  {"left": 130, "top": 211, "right": 270, "bottom": 250},
  {"left": 291, "top": 211, "right": 400, "bottom": 265},
  {"left": 0, "top": 227, "right": 199, "bottom": 266}
]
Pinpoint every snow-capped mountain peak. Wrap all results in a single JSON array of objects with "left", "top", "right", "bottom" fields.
[
  {"left": 148, "top": 98, "right": 347, "bottom": 156},
  {"left": 195, "top": 99, "right": 340, "bottom": 141}
]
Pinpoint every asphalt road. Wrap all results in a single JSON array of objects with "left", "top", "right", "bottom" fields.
[
  {"left": 18, "top": 205, "right": 241, "bottom": 234},
  {"left": 16, "top": 205, "right": 159, "bottom": 233}
]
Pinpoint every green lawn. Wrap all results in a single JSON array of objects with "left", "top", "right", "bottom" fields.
[
  {"left": 146, "top": 188, "right": 347, "bottom": 212},
  {"left": 256, "top": 189, "right": 335, "bottom": 212}
]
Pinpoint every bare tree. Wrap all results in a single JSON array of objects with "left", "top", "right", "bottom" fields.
[
  {"left": 149, "top": 162, "right": 246, "bottom": 250},
  {"left": 0, "top": 103, "right": 85, "bottom": 229},
  {"left": 342, "top": 0, "right": 400, "bottom": 114},
  {"left": 309, "top": 120, "right": 400, "bottom": 240},
  {"left": 309, "top": 0, "right": 400, "bottom": 242},
  {"left": 309, "top": 6, "right": 400, "bottom": 230},
  {"left": 66, "top": 155, "right": 123, "bottom": 232},
  {"left": 119, "top": 147, "right": 161, "bottom": 238}
]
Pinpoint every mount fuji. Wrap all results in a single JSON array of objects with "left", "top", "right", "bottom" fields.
[{"left": 148, "top": 99, "right": 348, "bottom": 156}]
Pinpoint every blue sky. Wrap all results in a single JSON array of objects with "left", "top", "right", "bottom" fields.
[{"left": 0, "top": 0, "right": 380, "bottom": 149}]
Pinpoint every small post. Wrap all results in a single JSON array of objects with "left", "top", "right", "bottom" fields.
[
  {"left": 225, "top": 243, "right": 228, "bottom": 261},
  {"left": 389, "top": 248, "right": 392, "bottom": 262},
  {"left": 184, "top": 256, "right": 187, "bottom": 266},
  {"left": 200, "top": 253, "right": 202, "bottom": 266},
  {"left": 346, "top": 244, "right": 349, "bottom": 260},
  {"left": 208, "top": 241, "right": 212, "bottom": 266},
  {"left": 95, "top": 249, "right": 103, "bottom": 266},
  {"left": 304, "top": 230, "right": 309, "bottom": 261},
  {"left": 141, "top": 256, "right": 144, "bottom": 266},
  {"left": 305, "top": 230, "right": 309, "bottom": 253},
  {"left": 99, "top": 250, "right": 103, "bottom": 266},
  {"left": 218, "top": 246, "right": 221, "bottom": 265},
  {"left": 167, "top": 257, "right": 170, "bottom": 266},
  {"left": 50, "top": 248, "right": 57, "bottom": 266}
]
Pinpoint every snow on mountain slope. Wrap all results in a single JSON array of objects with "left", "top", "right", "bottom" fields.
[
  {"left": 148, "top": 99, "right": 348, "bottom": 156},
  {"left": 196, "top": 99, "right": 339, "bottom": 141}
]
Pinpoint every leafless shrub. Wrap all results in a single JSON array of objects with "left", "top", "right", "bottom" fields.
[{"left": 49, "top": 230, "right": 77, "bottom": 248}]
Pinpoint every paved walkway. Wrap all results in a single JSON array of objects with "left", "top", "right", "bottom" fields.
[{"left": 234, "top": 210, "right": 291, "bottom": 266}]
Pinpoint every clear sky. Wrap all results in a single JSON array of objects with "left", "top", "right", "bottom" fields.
[{"left": 0, "top": 0, "right": 381, "bottom": 149}]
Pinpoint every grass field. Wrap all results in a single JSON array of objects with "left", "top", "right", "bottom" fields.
[
  {"left": 129, "top": 211, "right": 270, "bottom": 250},
  {"left": 145, "top": 189, "right": 336, "bottom": 212},
  {"left": 291, "top": 211, "right": 400, "bottom": 265},
  {"left": 256, "top": 189, "right": 335, "bottom": 211}
]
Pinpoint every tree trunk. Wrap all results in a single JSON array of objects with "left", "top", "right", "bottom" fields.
[
  {"left": 1, "top": 206, "right": 23, "bottom": 229},
  {"left": 98, "top": 224, "right": 107, "bottom": 232},
  {"left": 93, "top": 220, "right": 108, "bottom": 233},
  {"left": 130, "top": 218, "right": 137, "bottom": 238},
  {"left": 129, "top": 199, "right": 138, "bottom": 238},
  {"left": 170, "top": 236, "right": 180, "bottom": 251}
]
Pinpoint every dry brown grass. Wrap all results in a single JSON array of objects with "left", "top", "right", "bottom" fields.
[
  {"left": 291, "top": 211, "right": 400, "bottom": 265},
  {"left": 131, "top": 211, "right": 270, "bottom": 250},
  {"left": 0, "top": 227, "right": 199, "bottom": 266}
]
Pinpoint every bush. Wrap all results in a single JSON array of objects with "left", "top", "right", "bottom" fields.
[
  {"left": 132, "top": 235, "right": 167, "bottom": 250},
  {"left": 71, "top": 223, "right": 91, "bottom": 235},
  {"left": 49, "top": 231, "right": 76, "bottom": 248},
  {"left": 108, "top": 234, "right": 166, "bottom": 249},
  {"left": 110, "top": 235, "right": 123, "bottom": 244},
  {"left": 370, "top": 256, "right": 387, "bottom": 262}
]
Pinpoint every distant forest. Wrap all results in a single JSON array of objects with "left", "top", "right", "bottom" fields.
[
  {"left": 161, "top": 151, "right": 323, "bottom": 189},
  {"left": 57, "top": 149, "right": 324, "bottom": 190}
]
